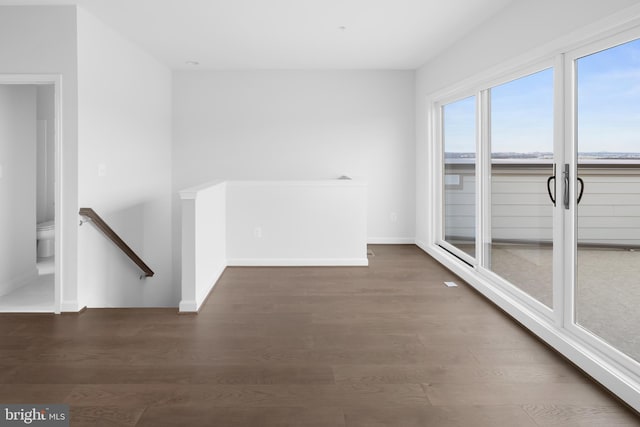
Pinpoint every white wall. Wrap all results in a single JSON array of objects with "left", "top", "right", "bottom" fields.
[
  {"left": 178, "top": 179, "right": 368, "bottom": 312},
  {"left": 226, "top": 180, "right": 368, "bottom": 265},
  {"left": 0, "top": 85, "right": 37, "bottom": 295},
  {"left": 0, "top": 6, "right": 79, "bottom": 311},
  {"left": 179, "top": 181, "right": 226, "bottom": 312},
  {"left": 173, "top": 70, "right": 415, "bottom": 243},
  {"left": 415, "top": 0, "right": 640, "bottom": 246},
  {"left": 77, "top": 8, "right": 174, "bottom": 307}
]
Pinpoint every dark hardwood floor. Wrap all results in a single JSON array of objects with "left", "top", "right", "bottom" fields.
[{"left": 1, "top": 245, "right": 638, "bottom": 426}]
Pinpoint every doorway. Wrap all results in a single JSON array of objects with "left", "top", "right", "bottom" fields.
[
  {"left": 0, "top": 76, "right": 62, "bottom": 313},
  {"left": 567, "top": 33, "right": 640, "bottom": 366}
]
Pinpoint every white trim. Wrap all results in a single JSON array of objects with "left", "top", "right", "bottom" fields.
[
  {"left": 227, "top": 258, "right": 369, "bottom": 267},
  {"left": 479, "top": 89, "right": 491, "bottom": 270},
  {"left": 0, "top": 305, "right": 55, "bottom": 314},
  {"left": 179, "top": 180, "right": 225, "bottom": 199},
  {"left": 432, "top": 76, "right": 563, "bottom": 300},
  {"left": 0, "top": 74, "right": 61, "bottom": 85},
  {"left": 552, "top": 54, "right": 566, "bottom": 329},
  {"left": 426, "top": 97, "right": 438, "bottom": 249},
  {"left": 477, "top": 266, "right": 554, "bottom": 323},
  {"left": 564, "top": 46, "right": 578, "bottom": 335},
  {"left": 179, "top": 264, "right": 226, "bottom": 313},
  {"left": 60, "top": 300, "right": 84, "bottom": 313},
  {"left": 562, "top": 24, "right": 640, "bottom": 388},
  {"left": 436, "top": 94, "right": 479, "bottom": 266},
  {"left": 178, "top": 300, "right": 198, "bottom": 313},
  {"left": 416, "top": 240, "right": 640, "bottom": 413},
  {"left": 196, "top": 264, "right": 226, "bottom": 307},
  {"left": 0, "top": 74, "right": 63, "bottom": 314},
  {"left": 422, "top": 6, "right": 640, "bottom": 412},
  {"left": 0, "top": 268, "right": 39, "bottom": 297},
  {"left": 53, "top": 76, "right": 63, "bottom": 315},
  {"left": 435, "top": 239, "right": 476, "bottom": 266},
  {"left": 426, "top": 3, "right": 640, "bottom": 103},
  {"left": 367, "top": 237, "right": 414, "bottom": 244},
  {"left": 415, "top": 239, "right": 428, "bottom": 250},
  {"left": 433, "top": 101, "right": 444, "bottom": 249},
  {"left": 225, "top": 179, "right": 368, "bottom": 188},
  {"left": 475, "top": 91, "right": 484, "bottom": 268}
]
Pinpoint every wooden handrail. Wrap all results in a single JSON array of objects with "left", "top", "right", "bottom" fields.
[{"left": 79, "top": 207, "right": 154, "bottom": 277}]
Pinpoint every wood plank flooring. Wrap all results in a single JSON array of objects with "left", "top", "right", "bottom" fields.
[{"left": 1, "top": 245, "right": 638, "bottom": 426}]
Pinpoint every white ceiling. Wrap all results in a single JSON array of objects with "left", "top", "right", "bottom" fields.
[{"left": 1, "top": 0, "right": 514, "bottom": 69}]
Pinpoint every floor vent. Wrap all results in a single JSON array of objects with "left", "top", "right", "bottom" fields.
[{"left": 444, "top": 281, "right": 458, "bottom": 287}]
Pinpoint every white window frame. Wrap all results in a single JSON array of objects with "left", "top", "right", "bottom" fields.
[
  {"left": 425, "top": 8, "right": 640, "bottom": 413},
  {"left": 435, "top": 60, "right": 558, "bottom": 322},
  {"left": 435, "top": 93, "right": 480, "bottom": 267},
  {"left": 563, "top": 25, "right": 640, "bottom": 388},
  {"left": 477, "top": 61, "right": 558, "bottom": 324}
]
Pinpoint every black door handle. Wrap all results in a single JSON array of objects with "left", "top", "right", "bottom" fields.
[
  {"left": 546, "top": 175, "right": 556, "bottom": 206},
  {"left": 577, "top": 177, "right": 585, "bottom": 204}
]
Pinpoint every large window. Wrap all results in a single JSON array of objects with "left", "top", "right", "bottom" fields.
[
  {"left": 442, "top": 96, "right": 476, "bottom": 259},
  {"left": 489, "top": 68, "right": 555, "bottom": 308},
  {"left": 575, "top": 38, "right": 640, "bottom": 363},
  {"left": 432, "top": 26, "right": 640, "bottom": 412}
]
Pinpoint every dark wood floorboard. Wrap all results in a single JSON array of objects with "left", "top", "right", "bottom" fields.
[{"left": 0, "top": 244, "right": 638, "bottom": 426}]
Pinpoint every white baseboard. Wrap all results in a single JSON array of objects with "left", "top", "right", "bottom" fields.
[
  {"left": 180, "top": 264, "right": 227, "bottom": 313},
  {"left": 0, "top": 267, "right": 39, "bottom": 297},
  {"left": 179, "top": 300, "right": 198, "bottom": 312},
  {"left": 60, "top": 300, "right": 85, "bottom": 313},
  {"left": 227, "top": 258, "right": 369, "bottom": 267},
  {"left": 415, "top": 239, "right": 428, "bottom": 252},
  {"left": 367, "top": 237, "right": 415, "bottom": 244}
]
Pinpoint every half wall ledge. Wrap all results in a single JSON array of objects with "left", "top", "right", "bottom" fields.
[{"left": 179, "top": 179, "right": 368, "bottom": 312}]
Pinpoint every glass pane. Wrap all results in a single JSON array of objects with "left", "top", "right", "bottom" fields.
[
  {"left": 576, "top": 38, "right": 640, "bottom": 362},
  {"left": 443, "top": 96, "right": 476, "bottom": 258},
  {"left": 488, "top": 69, "right": 555, "bottom": 308}
]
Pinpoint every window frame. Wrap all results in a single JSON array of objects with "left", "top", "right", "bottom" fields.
[
  {"left": 435, "top": 59, "right": 558, "bottom": 321},
  {"left": 436, "top": 93, "right": 480, "bottom": 267},
  {"left": 424, "top": 12, "right": 640, "bottom": 412},
  {"left": 563, "top": 25, "right": 640, "bottom": 386}
]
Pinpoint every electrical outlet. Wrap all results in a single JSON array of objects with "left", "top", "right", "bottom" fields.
[
  {"left": 98, "top": 163, "right": 107, "bottom": 177},
  {"left": 254, "top": 227, "right": 262, "bottom": 238},
  {"left": 390, "top": 212, "right": 398, "bottom": 223}
]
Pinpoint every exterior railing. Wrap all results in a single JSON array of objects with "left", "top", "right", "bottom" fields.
[{"left": 443, "top": 161, "right": 640, "bottom": 249}]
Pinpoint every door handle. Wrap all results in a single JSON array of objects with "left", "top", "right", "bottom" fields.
[
  {"left": 563, "top": 164, "right": 570, "bottom": 209},
  {"left": 577, "top": 177, "right": 585, "bottom": 204},
  {"left": 562, "top": 164, "right": 585, "bottom": 209},
  {"left": 546, "top": 164, "right": 556, "bottom": 206}
]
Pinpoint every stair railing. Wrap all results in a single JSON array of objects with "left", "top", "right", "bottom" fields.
[{"left": 79, "top": 207, "right": 154, "bottom": 278}]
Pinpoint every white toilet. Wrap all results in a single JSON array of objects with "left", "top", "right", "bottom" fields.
[{"left": 36, "top": 220, "right": 55, "bottom": 258}]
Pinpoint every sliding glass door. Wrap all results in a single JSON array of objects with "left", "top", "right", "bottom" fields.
[
  {"left": 488, "top": 68, "right": 555, "bottom": 308},
  {"left": 572, "top": 36, "right": 640, "bottom": 364},
  {"left": 436, "top": 27, "right": 640, "bottom": 378},
  {"left": 441, "top": 96, "right": 477, "bottom": 261}
]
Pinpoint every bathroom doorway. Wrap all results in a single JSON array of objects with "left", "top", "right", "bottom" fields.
[{"left": 0, "top": 76, "right": 62, "bottom": 313}]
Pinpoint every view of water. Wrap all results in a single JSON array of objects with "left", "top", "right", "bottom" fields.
[{"left": 445, "top": 152, "right": 640, "bottom": 160}]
